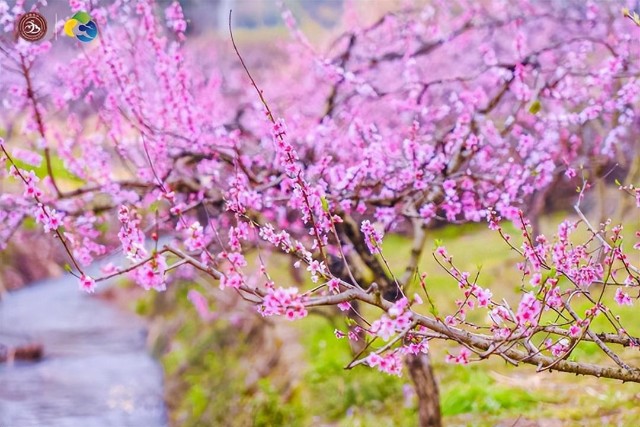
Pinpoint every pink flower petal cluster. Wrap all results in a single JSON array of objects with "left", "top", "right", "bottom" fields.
[
  {"left": 117, "top": 206, "right": 147, "bottom": 261},
  {"left": 79, "top": 275, "right": 96, "bottom": 293},
  {"left": 366, "top": 351, "right": 403, "bottom": 376},
  {"left": 445, "top": 347, "right": 471, "bottom": 365},
  {"left": 361, "top": 220, "right": 383, "bottom": 254},
  {"left": 259, "top": 287, "right": 308, "bottom": 320},
  {"left": 370, "top": 298, "right": 412, "bottom": 341},
  {"left": 516, "top": 292, "right": 542, "bottom": 328},
  {"left": 133, "top": 253, "right": 168, "bottom": 291},
  {"left": 615, "top": 288, "right": 633, "bottom": 306}
]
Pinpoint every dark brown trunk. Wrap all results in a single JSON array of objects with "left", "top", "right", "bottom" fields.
[{"left": 407, "top": 353, "right": 441, "bottom": 427}]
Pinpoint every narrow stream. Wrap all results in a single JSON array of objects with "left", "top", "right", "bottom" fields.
[{"left": 0, "top": 271, "right": 168, "bottom": 427}]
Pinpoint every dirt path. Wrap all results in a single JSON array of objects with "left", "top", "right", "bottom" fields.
[{"left": 0, "top": 270, "right": 167, "bottom": 427}]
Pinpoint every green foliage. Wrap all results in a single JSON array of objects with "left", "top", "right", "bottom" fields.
[
  {"left": 250, "top": 380, "right": 306, "bottom": 427},
  {"left": 155, "top": 286, "right": 308, "bottom": 427},
  {"left": 185, "top": 383, "right": 208, "bottom": 419},
  {"left": 440, "top": 367, "right": 540, "bottom": 416},
  {"left": 299, "top": 316, "right": 414, "bottom": 424},
  {"left": 22, "top": 217, "right": 37, "bottom": 230},
  {"left": 134, "top": 297, "right": 151, "bottom": 316},
  {"left": 321, "top": 195, "right": 329, "bottom": 212}
]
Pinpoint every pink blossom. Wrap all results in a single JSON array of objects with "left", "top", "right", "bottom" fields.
[
  {"left": 419, "top": 203, "right": 436, "bottom": 222},
  {"left": 34, "top": 206, "right": 64, "bottom": 233},
  {"left": 615, "top": 288, "right": 633, "bottom": 306},
  {"left": 361, "top": 220, "right": 383, "bottom": 254},
  {"left": 569, "top": 324, "right": 582, "bottom": 338},
  {"left": 388, "top": 297, "right": 409, "bottom": 317},
  {"left": 367, "top": 352, "right": 402, "bottom": 376},
  {"left": 133, "top": 254, "right": 168, "bottom": 291},
  {"left": 220, "top": 273, "right": 243, "bottom": 290},
  {"left": 306, "top": 260, "right": 326, "bottom": 283},
  {"left": 402, "top": 339, "right": 429, "bottom": 355},
  {"left": 117, "top": 206, "right": 147, "bottom": 261},
  {"left": 489, "top": 306, "right": 511, "bottom": 325},
  {"left": 79, "top": 275, "right": 96, "bottom": 293},
  {"left": 11, "top": 148, "right": 42, "bottom": 167},
  {"left": 370, "top": 316, "right": 396, "bottom": 341},
  {"left": 327, "top": 278, "right": 340, "bottom": 294},
  {"left": 529, "top": 273, "right": 542, "bottom": 286},
  {"left": 550, "top": 339, "right": 570, "bottom": 357},
  {"left": 22, "top": 171, "right": 42, "bottom": 199},
  {"left": 184, "top": 221, "right": 205, "bottom": 252},
  {"left": 366, "top": 353, "right": 383, "bottom": 367},
  {"left": 445, "top": 315, "right": 457, "bottom": 326},
  {"left": 260, "top": 287, "right": 307, "bottom": 320},
  {"left": 164, "top": 1, "right": 187, "bottom": 40},
  {"left": 337, "top": 302, "right": 351, "bottom": 312},
  {"left": 564, "top": 167, "right": 577, "bottom": 179},
  {"left": 378, "top": 352, "right": 403, "bottom": 376},
  {"left": 435, "top": 246, "right": 450, "bottom": 260},
  {"left": 474, "top": 286, "right": 493, "bottom": 308},
  {"left": 445, "top": 347, "right": 471, "bottom": 365},
  {"left": 545, "top": 287, "right": 563, "bottom": 310},
  {"left": 516, "top": 293, "right": 542, "bottom": 327}
]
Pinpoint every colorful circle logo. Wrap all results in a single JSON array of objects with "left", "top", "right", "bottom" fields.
[
  {"left": 17, "top": 12, "right": 48, "bottom": 42},
  {"left": 64, "top": 11, "right": 98, "bottom": 42}
]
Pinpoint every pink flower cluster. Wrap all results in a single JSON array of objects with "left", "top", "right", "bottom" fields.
[
  {"left": 445, "top": 347, "right": 471, "bottom": 365},
  {"left": 370, "top": 298, "right": 412, "bottom": 341},
  {"left": 549, "top": 339, "right": 570, "bottom": 357},
  {"left": 366, "top": 351, "right": 403, "bottom": 376},
  {"left": 17, "top": 170, "right": 42, "bottom": 199},
  {"left": 361, "top": 220, "right": 383, "bottom": 254},
  {"left": 117, "top": 205, "right": 147, "bottom": 261},
  {"left": 184, "top": 221, "right": 205, "bottom": 252},
  {"left": 259, "top": 287, "right": 308, "bottom": 320},
  {"left": 516, "top": 292, "right": 542, "bottom": 328},
  {"left": 79, "top": 275, "right": 96, "bottom": 293},
  {"left": 164, "top": 1, "right": 186, "bottom": 41},
  {"left": 615, "top": 288, "right": 633, "bottom": 306},
  {"left": 34, "top": 205, "right": 64, "bottom": 233},
  {"left": 133, "top": 253, "right": 168, "bottom": 291}
]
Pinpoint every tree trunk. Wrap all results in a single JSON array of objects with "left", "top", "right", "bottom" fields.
[{"left": 407, "top": 353, "right": 441, "bottom": 427}]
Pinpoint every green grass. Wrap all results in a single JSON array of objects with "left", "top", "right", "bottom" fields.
[
  {"left": 440, "top": 367, "right": 542, "bottom": 417},
  {"left": 298, "top": 315, "right": 413, "bottom": 426}
]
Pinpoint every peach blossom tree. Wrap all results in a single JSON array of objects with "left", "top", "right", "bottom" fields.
[{"left": 2, "top": 1, "right": 640, "bottom": 425}]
